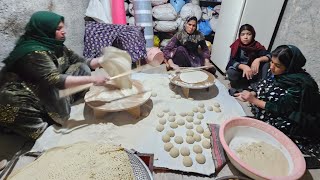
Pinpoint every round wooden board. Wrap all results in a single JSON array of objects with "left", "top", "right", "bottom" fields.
[
  {"left": 169, "top": 70, "right": 215, "bottom": 89},
  {"left": 85, "top": 80, "right": 151, "bottom": 112}
]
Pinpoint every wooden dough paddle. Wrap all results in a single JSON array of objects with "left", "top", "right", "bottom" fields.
[{"left": 58, "top": 64, "right": 163, "bottom": 98}]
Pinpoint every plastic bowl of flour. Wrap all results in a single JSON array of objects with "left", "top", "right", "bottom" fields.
[{"left": 219, "top": 117, "right": 306, "bottom": 180}]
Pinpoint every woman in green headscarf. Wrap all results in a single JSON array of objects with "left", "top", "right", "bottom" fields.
[
  {"left": 0, "top": 11, "right": 107, "bottom": 140},
  {"left": 236, "top": 45, "right": 320, "bottom": 159}
]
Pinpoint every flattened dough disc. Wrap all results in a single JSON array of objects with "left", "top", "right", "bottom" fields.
[{"left": 179, "top": 71, "right": 208, "bottom": 84}]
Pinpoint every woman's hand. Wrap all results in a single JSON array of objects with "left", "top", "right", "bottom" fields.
[
  {"left": 167, "top": 59, "right": 180, "bottom": 71},
  {"left": 251, "top": 58, "right": 261, "bottom": 75},
  {"left": 239, "top": 64, "right": 253, "bottom": 80},
  {"left": 235, "top": 90, "right": 256, "bottom": 103},
  {"left": 204, "top": 59, "right": 213, "bottom": 69},
  {"left": 91, "top": 76, "right": 109, "bottom": 86}
]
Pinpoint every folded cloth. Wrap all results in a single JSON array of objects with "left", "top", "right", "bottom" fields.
[{"left": 209, "top": 124, "right": 227, "bottom": 173}]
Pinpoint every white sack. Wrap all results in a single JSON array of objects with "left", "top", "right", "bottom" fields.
[
  {"left": 154, "top": 19, "right": 180, "bottom": 32},
  {"left": 152, "top": 4, "right": 177, "bottom": 21},
  {"left": 180, "top": 3, "right": 202, "bottom": 21},
  {"left": 85, "top": 0, "right": 112, "bottom": 24}
]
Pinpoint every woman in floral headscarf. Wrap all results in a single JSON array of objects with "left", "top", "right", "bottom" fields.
[
  {"left": 163, "top": 16, "right": 216, "bottom": 74},
  {"left": 236, "top": 45, "right": 320, "bottom": 159},
  {"left": 0, "top": 11, "right": 108, "bottom": 139}
]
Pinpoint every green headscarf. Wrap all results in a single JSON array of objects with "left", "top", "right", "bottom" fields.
[{"left": 3, "top": 11, "right": 65, "bottom": 67}]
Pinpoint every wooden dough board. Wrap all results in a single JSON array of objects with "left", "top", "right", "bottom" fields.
[
  {"left": 85, "top": 80, "right": 151, "bottom": 118},
  {"left": 169, "top": 70, "right": 215, "bottom": 98}
]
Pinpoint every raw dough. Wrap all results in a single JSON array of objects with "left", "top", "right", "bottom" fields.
[
  {"left": 8, "top": 142, "right": 135, "bottom": 180},
  {"left": 169, "top": 147, "right": 179, "bottom": 158},
  {"left": 170, "top": 122, "right": 178, "bottom": 129},
  {"left": 207, "top": 106, "right": 213, "bottom": 111},
  {"left": 192, "top": 107, "right": 198, "bottom": 113},
  {"left": 157, "top": 112, "right": 164, "bottom": 118},
  {"left": 193, "top": 119, "right": 201, "bottom": 125},
  {"left": 235, "top": 141, "right": 289, "bottom": 176},
  {"left": 213, "top": 102, "right": 220, "bottom": 107},
  {"left": 156, "top": 124, "right": 164, "bottom": 132},
  {"left": 175, "top": 95, "right": 181, "bottom": 99},
  {"left": 174, "top": 136, "right": 184, "bottom": 144},
  {"left": 197, "top": 114, "right": 204, "bottom": 120},
  {"left": 186, "top": 136, "right": 195, "bottom": 144},
  {"left": 177, "top": 119, "right": 185, "bottom": 126},
  {"left": 187, "top": 112, "right": 194, "bottom": 116},
  {"left": 180, "top": 147, "right": 190, "bottom": 156},
  {"left": 198, "top": 107, "right": 206, "bottom": 113},
  {"left": 213, "top": 107, "right": 221, "bottom": 113},
  {"left": 162, "top": 134, "right": 171, "bottom": 143},
  {"left": 188, "top": 97, "right": 194, "bottom": 101},
  {"left": 167, "top": 130, "right": 175, "bottom": 137},
  {"left": 164, "top": 142, "right": 174, "bottom": 152},
  {"left": 163, "top": 108, "right": 170, "bottom": 113},
  {"left": 169, "top": 111, "right": 176, "bottom": 116},
  {"left": 170, "top": 95, "right": 176, "bottom": 98},
  {"left": 180, "top": 71, "right": 208, "bottom": 84},
  {"left": 193, "top": 145, "right": 203, "bottom": 154},
  {"left": 179, "top": 112, "right": 187, "bottom": 117},
  {"left": 159, "top": 118, "right": 166, "bottom": 125},
  {"left": 195, "top": 154, "right": 206, "bottom": 164},
  {"left": 198, "top": 103, "right": 205, "bottom": 108},
  {"left": 185, "top": 123, "right": 193, "bottom": 129},
  {"left": 186, "top": 116, "right": 193, "bottom": 122},
  {"left": 203, "top": 130, "right": 211, "bottom": 139},
  {"left": 168, "top": 116, "right": 175, "bottom": 122},
  {"left": 183, "top": 156, "right": 193, "bottom": 167},
  {"left": 202, "top": 139, "right": 211, "bottom": 149},
  {"left": 186, "top": 130, "right": 194, "bottom": 136},
  {"left": 193, "top": 134, "right": 202, "bottom": 142},
  {"left": 196, "top": 126, "right": 204, "bottom": 134},
  {"left": 151, "top": 92, "right": 157, "bottom": 97},
  {"left": 100, "top": 46, "right": 132, "bottom": 89}
]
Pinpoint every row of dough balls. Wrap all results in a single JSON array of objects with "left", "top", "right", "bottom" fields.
[
  {"left": 156, "top": 114, "right": 207, "bottom": 132},
  {"left": 170, "top": 94, "right": 194, "bottom": 101},
  {"left": 164, "top": 142, "right": 209, "bottom": 167}
]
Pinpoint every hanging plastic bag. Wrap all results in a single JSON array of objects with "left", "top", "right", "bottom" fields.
[
  {"left": 170, "top": 0, "right": 185, "bottom": 13},
  {"left": 85, "top": 0, "right": 111, "bottom": 24}
]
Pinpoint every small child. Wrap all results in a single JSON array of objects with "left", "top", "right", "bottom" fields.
[{"left": 226, "top": 24, "right": 271, "bottom": 95}]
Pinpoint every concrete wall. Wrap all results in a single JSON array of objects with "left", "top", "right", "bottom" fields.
[
  {"left": 0, "top": 0, "right": 319, "bottom": 84},
  {"left": 272, "top": 0, "right": 320, "bottom": 84}
]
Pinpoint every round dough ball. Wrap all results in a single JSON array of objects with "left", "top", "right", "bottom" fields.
[
  {"left": 168, "top": 116, "right": 175, "bottom": 122},
  {"left": 193, "top": 133, "right": 202, "bottom": 142},
  {"left": 162, "top": 134, "right": 170, "bottom": 143},
  {"left": 213, "top": 102, "right": 220, "bottom": 107},
  {"left": 198, "top": 103, "right": 205, "bottom": 108},
  {"left": 186, "top": 136, "right": 195, "bottom": 144},
  {"left": 192, "top": 107, "right": 198, "bottom": 113},
  {"left": 164, "top": 142, "right": 173, "bottom": 152},
  {"left": 169, "top": 111, "right": 176, "bottom": 116},
  {"left": 167, "top": 130, "right": 175, "bottom": 137},
  {"left": 169, "top": 147, "right": 179, "bottom": 158},
  {"left": 185, "top": 123, "right": 193, "bottom": 129},
  {"left": 207, "top": 106, "right": 213, "bottom": 111},
  {"left": 157, "top": 112, "right": 164, "bottom": 118},
  {"left": 193, "top": 145, "right": 203, "bottom": 154},
  {"left": 163, "top": 108, "right": 170, "bottom": 113},
  {"left": 213, "top": 107, "right": 221, "bottom": 113},
  {"left": 179, "top": 112, "right": 187, "bottom": 117},
  {"left": 170, "top": 122, "right": 178, "bottom": 129},
  {"left": 186, "top": 130, "right": 194, "bottom": 136},
  {"left": 186, "top": 116, "right": 193, "bottom": 122},
  {"left": 195, "top": 154, "right": 206, "bottom": 164},
  {"left": 202, "top": 139, "right": 211, "bottom": 149},
  {"left": 180, "top": 147, "right": 190, "bottom": 156},
  {"left": 156, "top": 124, "right": 164, "bottom": 132},
  {"left": 175, "top": 95, "right": 181, "bottom": 99},
  {"left": 196, "top": 126, "right": 204, "bottom": 134},
  {"left": 151, "top": 92, "right": 157, "bottom": 97},
  {"left": 159, "top": 118, "right": 166, "bottom": 125},
  {"left": 197, "top": 114, "right": 204, "bottom": 120},
  {"left": 187, "top": 112, "right": 194, "bottom": 116},
  {"left": 203, "top": 130, "right": 211, "bottom": 139},
  {"left": 177, "top": 119, "right": 185, "bottom": 126},
  {"left": 188, "top": 97, "right": 194, "bottom": 101},
  {"left": 198, "top": 107, "right": 206, "bottom": 113},
  {"left": 193, "top": 119, "right": 201, "bottom": 125},
  {"left": 170, "top": 94, "right": 176, "bottom": 98},
  {"left": 174, "top": 136, "right": 184, "bottom": 144},
  {"left": 183, "top": 156, "right": 193, "bottom": 167}
]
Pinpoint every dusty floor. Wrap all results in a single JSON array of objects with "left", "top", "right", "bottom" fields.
[{"left": 0, "top": 69, "right": 318, "bottom": 179}]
